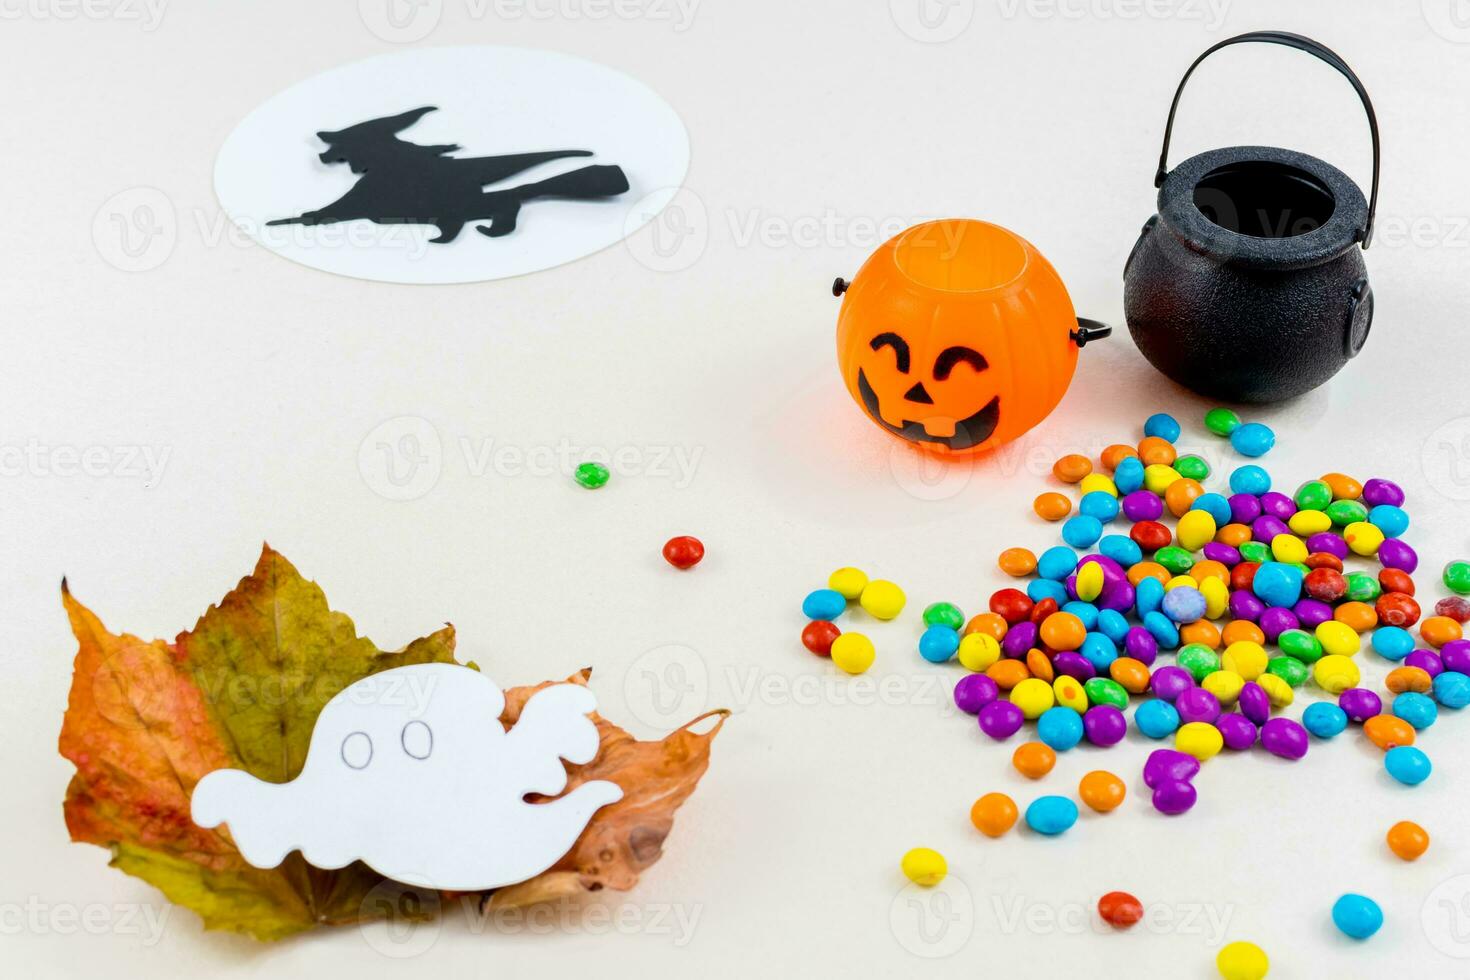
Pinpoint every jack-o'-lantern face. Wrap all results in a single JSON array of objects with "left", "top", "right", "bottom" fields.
[{"left": 835, "top": 220, "right": 1083, "bottom": 457}]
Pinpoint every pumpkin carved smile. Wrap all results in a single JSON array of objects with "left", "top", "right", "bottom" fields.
[{"left": 857, "top": 369, "right": 1000, "bottom": 451}]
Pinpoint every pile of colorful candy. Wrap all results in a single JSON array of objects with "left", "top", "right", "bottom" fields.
[{"left": 799, "top": 567, "right": 905, "bottom": 674}]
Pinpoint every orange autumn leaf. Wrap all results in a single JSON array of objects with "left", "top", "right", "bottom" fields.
[{"left": 58, "top": 545, "right": 724, "bottom": 941}]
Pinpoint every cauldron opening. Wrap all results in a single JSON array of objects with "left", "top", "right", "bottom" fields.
[
  {"left": 894, "top": 220, "right": 1028, "bottom": 292},
  {"left": 1192, "top": 160, "right": 1337, "bottom": 239}
]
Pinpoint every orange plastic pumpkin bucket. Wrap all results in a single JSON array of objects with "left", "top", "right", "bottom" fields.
[{"left": 833, "top": 219, "right": 1107, "bottom": 457}]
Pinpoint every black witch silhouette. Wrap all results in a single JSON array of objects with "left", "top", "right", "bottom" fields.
[{"left": 267, "top": 106, "right": 629, "bottom": 243}]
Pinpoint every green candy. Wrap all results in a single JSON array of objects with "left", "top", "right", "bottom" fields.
[
  {"left": 923, "top": 601, "right": 965, "bottom": 630},
  {"left": 1084, "top": 677, "right": 1129, "bottom": 710},
  {"left": 1178, "top": 643, "right": 1221, "bottom": 681},
  {"left": 1325, "top": 499, "right": 1369, "bottom": 527},
  {"left": 1268, "top": 655, "right": 1310, "bottom": 687},
  {"left": 1239, "top": 541, "right": 1272, "bottom": 564},
  {"left": 1344, "top": 571, "right": 1381, "bottom": 603},
  {"left": 1173, "top": 455, "right": 1210, "bottom": 481},
  {"left": 1205, "top": 407, "right": 1240, "bottom": 437},
  {"left": 1445, "top": 560, "right": 1470, "bottom": 596},
  {"left": 1277, "top": 629, "right": 1324, "bottom": 663},
  {"left": 573, "top": 461, "right": 610, "bottom": 489},
  {"left": 1155, "top": 546, "right": 1195, "bottom": 574},
  {"left": 1293, "top": 480, "right": 1333, "bottom": 511}
]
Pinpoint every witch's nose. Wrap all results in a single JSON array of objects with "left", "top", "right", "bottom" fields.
[{"left": 904, "top": 382, "right": 934, "bottom": 404}]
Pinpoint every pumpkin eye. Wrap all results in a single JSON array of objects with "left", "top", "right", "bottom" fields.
[
  {"left": 933, "top": 346, "right": 988, "bottom": 381},
  {"left": 869, "top": 332, "right": 910, "bottom": 373}
]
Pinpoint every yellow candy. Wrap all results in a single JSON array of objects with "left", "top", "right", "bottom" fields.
[
  {"left": 1010, "top": 678, "right": 1056, "bottom": 720},
  {"left": 1313, "top": 654, "right": 1360, "bottom": 694},
  {"left": 1143, "top": 463, "right": 1181, "bottom": 494},
  {"left": 1288, "top": 510, "right": 1332, "bottom": 536},
  {"left": 1216, "top": 940, "right": 1269, "bottom": 980},
  {"left": 900, "top": 847, "right": 947, "bottom": 887},
  {"left": 828, "top": 566, "right": 869, "bottom": 600},
  {"left": 1315, "top": 620, "right": 1360, "bottom": 658},
  {"left": 1075, "top": 562, "right": 1105, "bottom": 602},
  {"left": 1053, "top": 676, "right": 1089, "bottom": 713},
  {"left": 1176, "top": 721, "right": 1224, "bottom": 761},
  {"left": 1176, "top": 510, "right": 1217, "bottom": 552},
  {"left": 1270, "top": 533, "right": 1308, "bottom": 565},
  {"left": 830, "top": 633, "right": 876, "bottom": 674},
  {"left": 1221, "top": 641, "right": 1268, "bottom": 681},
  {"left": 1200, "top": 577, "right": 1229, "bottom": 619},
  {"left": 860, "top": 580, "right": 906, "bottom": 620},
  {"left": 1256, "top": 672, "right": 1294, "bottom": 709},
  {"left": 1202, "top": 669, "right": 1245, "bottom": 706},
  {"left": 1164, "top": 575, "right": 1198, "bottom": 591},
  {"left": 957, "top": 632, "right": 1001, "bottom": 672},
  {"left": 1344, "top": 520, "right": 1385, "bottom": 556},
  {"left": 1078, "top": 472, "right": 1118, "bottom": 498}
]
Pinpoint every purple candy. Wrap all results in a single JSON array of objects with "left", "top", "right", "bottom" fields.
[
  {"left": 1152, "top": 779, "right": 1198, "bottom": 815},
  {"left": 1228, "top": 493, "right": 1263, "bottom": 524},
  {"left": 1053, "top": 651, "right": 1097, "bottom": 681},
  {"left": 1149, "top": 665, "right": 1194, "bottom": 702},
  {"left": 1259, "top": 607, "right": 1300, "bottom": 642},
  {"left": 1002, "top": 621, "right": 1037, "bottom": 659},
  {"left": 1143, "top": 748, "right": 1201, "bottom": 788},
  {"left": 1441, "top": 639, "right": 1470, "bottom": 675},
  {"left": 1216, "top": 713, "right": 1259, "bottom": 750},
  {"left": 1362, "top": 478, "right": 1405, "bottom": 508},
  {"left": 1406, "top": 650, "right": 1444, "bottom": 678},
  {"left": 1083, "top": 704, "right": 1128, "bottom": 746},
  {"left": 1260, "top": 717, "right": 1309, "bottom": 759},
  {"left": 1338, "top": 687, "right": 1383, "bottom": 722},
  {"left": 1260, "top": 491, "right": 1297, "bottom": 521},
  {"left": 1078, "top": 553, "right": 1126, "bottom": 577},
  {"left": 1252, "top": 515, "right": 1291, "bottom": 542},
  {"left": 1293, "top": 598, "right": 1335, "bottom": 628},
  {"left": 954, "top": 674, "right": 999, "bottom": 714},
  {"left": 1378, "top": 538, "right": 1419, "bottom": 573},
  {"left": 1175, "top": 687, "right": 1222, "bottom": 724},
  {"left": 1098, "top": 580, "right": 1136, "bottom": 613},
  {"left": 1229, "top": 590, "right": 1265, "bottom": 622},
  {"left": 977, "top": 700, "right": 1024, "bottom": 740},
  {"left": 1203, "top": 542, "right": 1242, "bottom": 566},
  {"left": 1237, "top": 682, "right": 1271, "bottom": 724},
  {"left": 1122, "top": 490, "right": 1164, "bottom": 522},
  {"left": 1306, "top": 532, "right": 1349, "bottom": 559},
  {"left": 1125, "top": 626, "right": 1159, "bottom": 666}
]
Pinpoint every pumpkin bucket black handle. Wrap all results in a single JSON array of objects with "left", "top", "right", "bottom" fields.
[{"left": 1154, "top": 30, "right": 1380, "bottom": 248}]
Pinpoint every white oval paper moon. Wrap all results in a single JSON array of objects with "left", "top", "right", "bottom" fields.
[{"left": 215, "top": 47, "right": 689, "bottom": 284}]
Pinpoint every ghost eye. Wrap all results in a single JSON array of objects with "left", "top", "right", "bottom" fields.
[
  {"left": 401, "top": 720, "right": 433, "bottom": 760},
  {"left": 341, "top": 732, "right": 373, "bottom": 770},
  {"left": 869, "top": 332, "right": 910, "bottom": 373},
  {"left": 933, "top": 346, "right": 988, "bottom": 381}
]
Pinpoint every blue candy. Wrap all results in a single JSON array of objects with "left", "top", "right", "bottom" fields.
[
  {"left": 1079, "top": 490, "right": 1120, "bottom": 523},
  {"left": 1393, "top": 691, "right": 1438, "bottom": 730},
  {"left": 1144, "top": 412, "right": 1181, "bottom": 442},
  {"left": 918, "top": 625, "right": 959, "bottom": 663},
  {"left": 1136, "top": 576, "right": 1165, "bottom": 617},
  {"left": 1229, "top": 464, "right": 1272, "bottom": 496},
  {"left": 1027, "top": 578, "right": 1069, "bottom": 605},
  {"left": 1024, "top": 795, "right": 1079, "bottom": 835},
  {"left": 1096, "top": 608, "right": 1131, "bottom": 644},
  {"left": 1385, "top": 745, "right": 1432, "bottom": 785},
  {"left": 1432, "top": 670, "right": 1470, "bottom": 709},
  {"left": 1134, "top": 698, "right": 1181, "bottom": 739},
  {"left": 1372, "top": 626, "right": 1415, "bottom": 661},
  {"left": 1191, "top": 492, "right": 1233, "bottom": 527},
  {"left": 1331, "top": 893, "right": 1383, "bottom": 940},
  {"left": 1099, "top": 534, "right": 1143, "bottom": 568},
  {"left": 1368, "top": 504, "right": 1410, "bottom": 539},
  {"left": 1062, "top": 601, "right": 1099, "bottom": 630},
  {"left": 1080, "top": 632, "right": 1119, "bottom": 672},
  {"left": 1062, "top": 515, "right": 1103, "bottom": 549},
  {"left": 1114, "top": 456, "right": 1145, "bottom": 495},
  {"left": 1037, "top": 706, "right": 1084, "bottom": 751},
  {"left": 1252, "top": 562, "right": 1304, "bottom": 608},
  {"left": 1230, "top": 422, "right": 1275, "bottom": 458},
  {"left": 1161, "top": 586, "right": 1207, "bottom": 624},
  {"left": 1143, "top": 610, "right": 1180, "bottom": 649},
  {"left": 1303, "top": 702, "right": 1348, "bottom": 738},
  {"left": 1037, "top": 545, "right": 1080, "bottom": 581},
  {"left": 802, "top": 588, "right": 845, "bottom": 620}
]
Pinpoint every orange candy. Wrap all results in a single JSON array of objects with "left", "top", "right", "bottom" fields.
[
  {"left": 1386, "top": 666, "right": 1434, "bottom": 695},
  {"left": 970, "top": 792, "right": 1019, "bottom": 838},
  {"left": 1078, "top": 770, "right": 1126, "bottom": 812},
  {"left": 1053, "top": 454, "right": 1092, "bottom": 483},
  {"left": 1189, "top": 560, "right": 1230, "bottom": 586},
  {"left": 1421, "top": 615, "right": 1464, "bottom": 648},
  {"left": 1101, "top": 444, "right": 1138, "bottom": 471},
  {"left": 1127, "top": 561, "right": 1170, "bottom": 588},
  {"left": 1320, "top": 472, "right": 1363, "bottom": 500},
  {"left": 1179, "top": 620, "right": 1222, "bottom": 649},
  {"left": 1365, "top": 714, "right": 1416, "bottom": 751},
  {"left": 1386, "top": 820, "right": 1430, "bottom": 861},
  {"left": 1216, "top": 523, "right": 1253, "bottom": 547},
  {"left": 1109, "top": 657, "right": 1151, "bottom": 695},
  {"left": 1334, "top": 601, "right": 1378, "bottom": 632},
  {"left": 1221, "top": 620, "right": 1266, "bottom": 646},
  {"left": 964, "top": 612, "right": 1009, "bottom": 641},
  {"left": 1034, "top": 491, "right": 1072, "bottom": 522},
  {"left": 1164, "top": 478, "right": 1205, "bottom": 517},
  {"left": 998, "top": 547, "right": 1039, "bottom": 577},
  {"left": 986, "top": 659, "right": 1031, "bottom": 690},
  {"left": 1012, "top": 741, "right": 1057, "bottom": 779},
  {"left": 1137, "top": 436, "right": 1176, "bottom": 466},
  {"left": 1026, "top": 648, "right": 1055, "bottom": 683},
  {"left": 1040, "top": 612, "right": 1087, "bottom": 651}
]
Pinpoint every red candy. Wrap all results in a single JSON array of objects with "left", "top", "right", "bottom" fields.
[
  {"left": 1305, "top": 552, "right": 1344, "bottom": 571},
  {"left": 801, "top": 620, "right": 840, "bottom": 657},
  {"left": 1130, "top": 520, "right": 1171, "bottom": 553},
  {"left": 1231, "top": 562, "right": 1260, "bottom": 593},
  {"left": 1098, "top": 890, "right": 1144, "bottom": 928},
  {"left": 989, "top": 588, "right": 1034, "bottom": 625},
  {"left": 1376, "top": 591, "right": 1421, "bottom": 628},
  {"left": 662, "top": 535, "right": 705, "bottom": 569},
  {"left": 1436, "top": 596, "right": 1470, "bottom": 623},
  {"left": 1379, "top": 567, "right": 1416, "bottom": 596},
  {"left": 1303, "top": 568, "right": 1347, "bottom": 602},
  {"left": 1029, "top": 596, "right": 1059, "bottom": 625}
]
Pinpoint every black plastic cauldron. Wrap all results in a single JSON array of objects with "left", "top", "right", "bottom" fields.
[{"left": 1123, "top": 31, "right": 1379, "bottom": 403}]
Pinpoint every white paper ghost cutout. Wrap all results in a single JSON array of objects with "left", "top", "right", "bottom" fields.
[{"left": 191, "top": 663, "right": 622, "bottom": 891}]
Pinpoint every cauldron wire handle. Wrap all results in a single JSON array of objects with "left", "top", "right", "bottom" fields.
[
  {"left": 1071, "top": 319, "right": 1111, "bottom": 349},
  {"left": 1153, "top": 30, "right": 1380, "bottom": 248}
]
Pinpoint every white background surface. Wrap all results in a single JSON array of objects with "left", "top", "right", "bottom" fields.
[{"left": 5, "top": 1, "right": 1470, "bottom": 976}]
